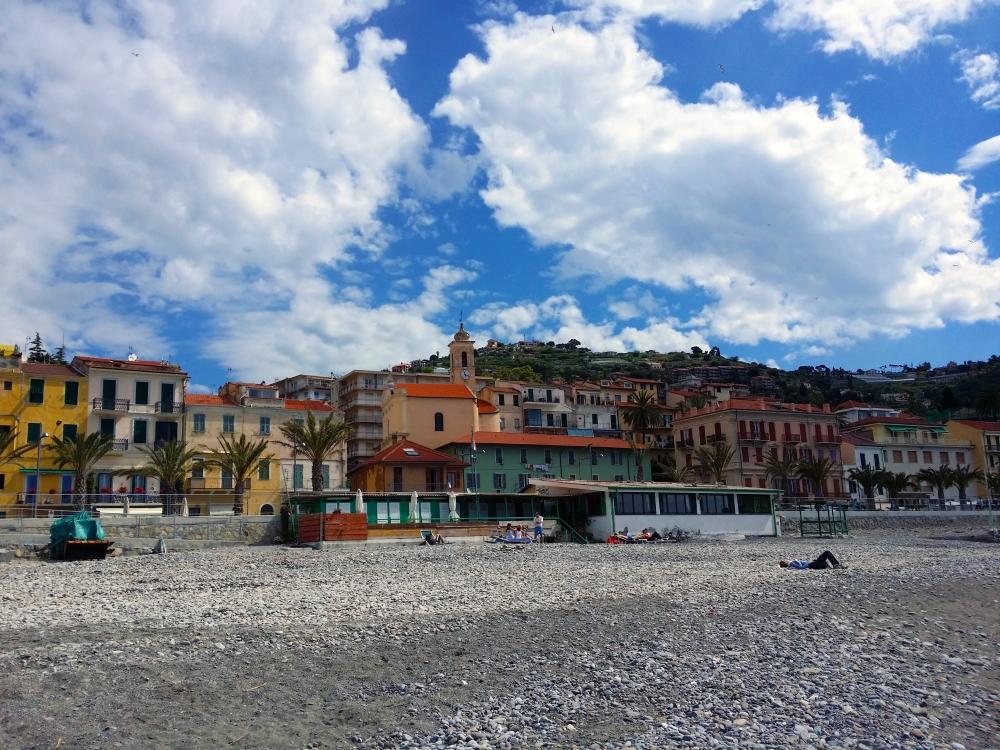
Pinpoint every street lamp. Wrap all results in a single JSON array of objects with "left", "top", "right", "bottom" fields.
[{"left": 33, "top": 431, "right": 50, "bottom": 517}]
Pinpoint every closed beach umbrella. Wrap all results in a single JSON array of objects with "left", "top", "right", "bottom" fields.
[
  {"left": 122, "top": 494, "right": 130, "bottom": 516},
  {"left": 355, "top": 489, "right": 364, "bottom": 516},
  {"left": 181, "top": 497, "right": 189, "bottom": 517},
  {"left": 448, "top": 491, "right": 459, "bottom": 521},
  {"left": 410, "top": 491, "right": 419, "bottom": 523}
]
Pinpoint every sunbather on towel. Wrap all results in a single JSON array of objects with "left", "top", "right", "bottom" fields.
[{"left": 780, "top": 550, "right": 845, "bottom": 569}]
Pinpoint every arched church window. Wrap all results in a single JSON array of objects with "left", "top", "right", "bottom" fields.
[
  {"left": 461, "top": 352, "right": 468, "bottom": 367},
  {"left": 434, "top": 412, "right": 444, "bottom": 432}
]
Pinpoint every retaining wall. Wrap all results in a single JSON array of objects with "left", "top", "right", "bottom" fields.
[
  {"left": 0, "top": 515, "right": 283, "bottom": 545},
  {"left": 778, "top": 510, "right": 994, "bottom": 535}
]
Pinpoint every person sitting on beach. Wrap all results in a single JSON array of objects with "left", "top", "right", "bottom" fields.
[
  {"left": 422, "top": 532, "right": 445, "bottom": 546},
  {"left": 780, "top": 550, "right": 845, "bottom": 570},
  {"left": 647, "top": 529, "right": 663, "bottom": 541},
  {"left": 640, "top": 529, "right": 651, "bottom": 541},
  {"left": 504, "top": 523, "right": 515, "bottom": 540}
]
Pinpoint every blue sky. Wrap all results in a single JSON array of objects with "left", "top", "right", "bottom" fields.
[{"left": 1, "top": 0, "right": 999, "bottom": 391}]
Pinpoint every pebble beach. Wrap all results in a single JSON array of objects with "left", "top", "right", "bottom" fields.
[{"left": 0, "top": 534, "right": 998, "bottom": 750}]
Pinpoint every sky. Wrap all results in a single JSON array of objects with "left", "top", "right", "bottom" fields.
[{"left": 1, "top": 0, "right": 999, "bottom": 392}]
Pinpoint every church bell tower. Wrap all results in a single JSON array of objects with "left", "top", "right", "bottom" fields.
[{"left": 448, "top": 322, "right": 475, "bottom": 386}]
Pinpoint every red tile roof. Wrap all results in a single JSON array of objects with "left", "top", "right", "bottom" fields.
[
  {"left": 283, "top": 399, "right": 338, "bottom": 412},
  {"left": 842, "top": 415, "right": 938, "bottom": 429},
  {"left": 349, "top": 440, "right": 469, "bottom": 475},
  {"left": 448, "top": 432, "right": 632, "bottom": 449},
  {"left": 20, "top": 363, "right": 82, "bottom": 378},
  {"left": 834, "top": 400, "right": 873, "bottom": 409},
  {"left": 394, "top": 384, "right": 475, "bottom": 399},
  {"left": 477, "top": 399, "right": 499, "bottom": 414},
  {"left": 185, "top": 394, "right": 237, "bottom": 407},
  {"left": 72, "top": 356, "right": 186, "bottom": 375},
  {"left": 842, "top": 433, "right": 880, "bottom": 447},
  {"left": 949, "top": 419, "right": 1000, "bottom": 430}
]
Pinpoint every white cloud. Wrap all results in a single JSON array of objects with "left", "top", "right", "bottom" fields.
[
  {"left": 568, "top": 0, "right": 994, "bottom": 59},
  {"left": 437, "top": 15, "right": 1000, "bottom": 351},
  {"left": 956, "top": 51, "right": 1000, "bottom": 109},
  {"left": 958, "top": 134, "right": 1000, "bottom": 170},
  {"left": 187, "top": 383, "right": 214, "bottom": 395},
  {"left": 765, "top": 358, "right": 780, "bottom": 368},
  {"left": 469, "top": 295, "right": 708, "bottom": 352},
  {"left": 0, "top": 0, "right": 447, "bottom": 374}
]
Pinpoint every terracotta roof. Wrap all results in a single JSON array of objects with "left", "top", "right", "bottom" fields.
[
  {"left": 349, "top": 440, "right": 470, "bottom": 475},
  {"left": 834, "top": 400, "right": 873, "bottom": 410},
  {"left": 842, "top": 433, "right": 880, "bottom": 447},
  {"left": 477, "top": 399, "right": 499, "bottom": 414},
  {"left": 447, "top": 432, "right": 632, "bottom": 449},
  {"left": 673, "top": 399, "right": 836, "bottom": 418},
  {"left": 487, "top": 386, "right": 522, "bottom": 394},
  {"left": 20, "top": 363, "right": 82, "bottom": 377},
  {"left": 185, "top": 394, "right": 237, "bottom": 407},
  {"left": 72, "top": 355, "right": 186, "bottom": 375},
  {"left": 668, "top": 389, "right": 699, "bottom": 397},
  {"left": 394, "top": 384, "right": 475, "bottom": 399},
  {"left": 225, "top": 381, "right": 279, "bottom": 388},
  {"left": 283, "top": 399, "right": 338, "bottom": 412},
  {"left": 949, "top": 419, "right": 1000, "bottom": 431},
  {"left": 620, "top": 377, "right": 663, "bottom": 384},
  {"left": 842, "top": 415, "right": 938, "bottom": 429}
]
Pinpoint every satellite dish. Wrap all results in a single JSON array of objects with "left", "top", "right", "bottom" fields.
[{"left": 127, "top": 353, "right": 138, "bottom": 361}]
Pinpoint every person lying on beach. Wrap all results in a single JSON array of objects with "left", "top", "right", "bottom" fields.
[
  {"left": 646, "top": 529, "right": 663, "bottom": 541},
  {"left": 779, "top": 550, "right": 845, "bottom": 570},
  {"left": 422, "top": 532, "right": 445, "bottom": 545}
]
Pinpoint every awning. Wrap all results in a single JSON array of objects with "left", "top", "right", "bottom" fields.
[
  {"left": 17, "top": 468, "right": 73, "bottom": 474},
  {"left": 886, "top": 426, "right": 917, "bottom": 432}
]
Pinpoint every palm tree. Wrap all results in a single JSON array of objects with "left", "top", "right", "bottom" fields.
[
  {"left": 763, "top": 447, "right": 800, "bottom": 495},
  {"left": 976, "top": 386, "right": 1000, "bottom": 420},
  {"left": 627, "top": 437, "right": 652, "bottom": 481},
  {"left": 950, "top": 465, "right": 985, "bottom": 502},
  {"left": 204, "top": 433, "right": 273, "bottom": 516},
  {"left": 848, "top": 465, "right": 885, "bottom": 510},
  {"left": 795, "top": 457, "right": 836, "bottom": 498},
  {"left": 881, "top": 471, "right": 915, "bottom": 505},
  {"left": 916, "top": 465, "right": 955, "bottom": 506},
  {"left": 986, "top": 472, "right": 1000, "bottom": 505},
  {"left": 277, "top": 411, "right": 352, "bottom": 491},
  {"left": 129, "top": 440, "right": 201, "bottom": 515},
  {"left": 694, "top": 443, "right": 736, "bottom": 484},
  {"left": 682, "top": 395, "right": 707, "bottom": 413},
  {"left": 47, "top": 431, "right": 114, "bottom": 510},
  {"left": 0, "top": 429, "right": 32, "bottom": 463},
  {"left": 622, "top": 390, "right": 660, "bottom": 441},
  {"left": 651, "top": 454, "right": 694, "bottom": 483}
]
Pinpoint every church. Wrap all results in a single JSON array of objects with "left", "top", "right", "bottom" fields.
[{"left": 380, "top": 322, "right": 500, "bottom": 450}]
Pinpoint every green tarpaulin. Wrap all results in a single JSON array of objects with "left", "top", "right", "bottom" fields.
[{"left": 49, "top": 512, "right": 105, "bottom": 559}]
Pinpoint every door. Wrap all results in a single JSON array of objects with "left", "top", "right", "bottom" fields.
[
  {"left": 102, "top": 379, "right": 117, "bottom": 409},
  {"left": 60, "top": 475, "right": 73, "bottom": 504},
  {"left": 24, "top": 475, "right": 38, "bottom": 502},
  {"left": 154, "top": 420, "right": 178, "bottom": 447},
  {"left": 426, "top": 468, "right": 441, "bottom": 490},
  {"left": 160, "top": 383, "right": 175, "bottom": 412}
]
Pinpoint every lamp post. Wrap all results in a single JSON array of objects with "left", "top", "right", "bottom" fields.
[{"left": 33, "top": 431, "right": 49, "bottom": 518}]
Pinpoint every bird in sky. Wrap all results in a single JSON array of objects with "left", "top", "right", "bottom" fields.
[
  {"left": 552, "top": 26, "right": 555, "bottom": 33},
  {"left": 718, "top": 64, "right": 724, "bottom": 72},
  {"left": 132, "top": 52, "right": 139, "bottom": 56}
]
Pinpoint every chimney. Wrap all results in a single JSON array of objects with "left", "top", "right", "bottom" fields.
[{"left": 822, "top": 403, "right": 831, "bottom": 413}]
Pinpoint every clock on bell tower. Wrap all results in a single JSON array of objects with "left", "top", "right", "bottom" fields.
[{"left": 448, "top": 322, "right": 476, "bottom": 386}]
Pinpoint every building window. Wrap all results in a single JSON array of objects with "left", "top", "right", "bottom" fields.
[
  {"left": 221, "top": 468, "right": 234, "bottom": 490},
  {"left": 614, "top": 474, "right": 624, "bottom": 481},
  {"left": 466, "top": 473, "right": 480, "bottom": 489},
  {"left": 699, "top": 425, "right": 706, "bottom": 445},
  {"left": 546, "top": 413, "right": 555, "bottom": 427},
  {"left": 493, "top": 473, "right": 507, "bottom": 489},
  {"left": 592, "top": 413, "right": 599, "bottom": 426},
  {"left": 873, "top": 453, "right": 881, "bottom": 469},
  {"left": 498, "top": 394, "right": 505, "bottom": 406},
  {"left": 514, "top": 418, "right": 521, "bottom": 429},
  {"left": 592, "top": 474, "right": 599, "bottom": 481},
  {"left": 2, "top": 381, "right": 10, "bottom": 390},
  {"left": 259, "top": 417, "right": 271, "bottom": 435},
  {"left": 561, "top": 414, "right": 568, "bottom": 428},
  {"left": 100, "top": 418, "right": 115, "bottom": 438},
  {"left": 956, "top": 452, "right": 965, "bottom": 464},
  {"left": 610, "top": 415, "right": 619, "bottom": 430},
  {"left": 190, "top": 413, "right": 205, "bottom": 433},
  {"left": 495, "top": 448, "right": 504, "bottom": 464},
  {"left": 544, "top": 449, "right": 552, "bottom": 464},
  {"left": 191, "top": 458, "right": 204, "bottom": 479},
  {"left": 518, "top": 474, "right": 531, "bottom": 489},
  {"left": 499, "top": 417, "right": 506, "bottom": 430},
  {"left": 520, "top": 448, "right": 528, "bottom": 464},
  {"left": 323, "top": 464, "right": 330, "bottom": 488},
  {"left": 615, "top": 492, "right": 654, "bottom": 514},
  {"left": 62, "top": 423, "right": 77, "bottom": 442},
  {"left": 701, "top": 493, "right": 735, "bottom": 515},
  {"left": 568, "top": 450, "right": 576, "bottom": 465},
  {"left": 611, "top": 451, "right": 622, "bottom": 466},
  {"left": 135, "top": 381, "right": 149, "bottom": 405},
  {"left": 28, "top": 379, "right": 44, "bottom": 404},
  {"left": 513, "top": 395, "right": 520, "bottom": 406},
  {"left": 907, "top": 451, "right": 917, "bottom": 463},
  {"left": 527, "top": 388, "right": 534, "bottom": 402},
  {"left": 591, "top": 450, "right": 599, "bottom": 465},
  {"left": 461, "top": 351, "right": 468, "bottom": 367},
  {"left": 525, "top": 409, "right": 542, "bottom": 427},
  {"left": 922, "top": 451, "right": 932, "bottom": 463},
  {"left": 293, "top": 464, "right": 304, "bottom": 490},
  {"left": 434, "top": 412, "right": 444, "bottom": 432},
  {"left": 892, "top": 450, "right": 903, "bottom": 463},
  {"left": 64, "top": 381, "right": 79, "bottom": 406},
  {"left": 741, "top": 446, "right": 750, "bottom": 462},
  {"left": 940, "top": 452, "right": 949, "bottom": 465},
  {"left": 222, "top": 415, "right": 235, "bottom": 433},
  {"left": 133, "top": 420, "right": 148, "bottom": 445},
  {"left": 27, "top": 422, "right": 42, "bottom": 443},
  {"left": 659, "top": 493, "right": 696, "bottom": 514}
]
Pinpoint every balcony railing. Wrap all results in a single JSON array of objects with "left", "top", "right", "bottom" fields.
[
  {"left": 93, "top": 398, "right": 131, "bottom": 412},
  {"left": 738, "top": 432, "right": 769, "bottom": 443},
  {"left": 707, "top": 434, "right": 727, "bottom": 444},
  {"left": 678, "top": 438, "right": 695, "bottom": 449},
  {"left": 109, "top": 438, "right": 129, "bottom": 452},
  {"left": 815, "top": 435, "right": 841, "bottom": 445},
  {"left": 155, "top": 401, "right": 183, "bottom": 414},
  {"left": 886, "top": 435, "right": 970, "bottom": 446},
  {"left": 348, "top": 413, "right": 382, "bottom": 423},
  {"left": 386, "top": 482, "right": 455, "bottom": 492}
]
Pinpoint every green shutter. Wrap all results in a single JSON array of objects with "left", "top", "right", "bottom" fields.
[{"left": 63, "top": 381, "right": 79, "bottom": 406}]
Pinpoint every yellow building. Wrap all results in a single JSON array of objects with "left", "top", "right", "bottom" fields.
[
  {"left": 0, "top": 361, "right": 89, "bottom": 513},
  {"left": 347, "top": 439, "right": 469, "bottom": 494},
  {"left": 184, "top": 383, "right": 344, "bottom": 516},
  {"left": 382, "top": 382, "right": 498, "bottom": 450},
  {"left": 946, "top": 419, "right": 1000, "bottom": 500}
]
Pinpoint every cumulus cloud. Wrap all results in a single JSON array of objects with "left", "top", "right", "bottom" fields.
[
  {"left": 567, "top": 0, "right": 993, "bottom": 59},
  {"left": 958, "top": 134, "right": 1000, "bottom": 170},
  {"left": 469, "top": 295, "right": 708, "bottom": 351},
  {"left": 0, "top": 0, "right": 455, "bottom": 375},
  {"left": 436, "top": 15, "right": 999, "bottom": 350},
  {"left": 956, "top": 51, "right": 1000, "bottom": 109}
]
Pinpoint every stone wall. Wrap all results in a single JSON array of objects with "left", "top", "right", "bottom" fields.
[
  {"left": 778, "top": 510, "right": 993, "bottom": 536},
  {"left": 1, "top": 515, "right": 284, "bottom": 545}
]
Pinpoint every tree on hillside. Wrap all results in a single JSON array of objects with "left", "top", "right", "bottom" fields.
[
  {"left": 916, "top": 466, "right": 955, "bottom": 506},
  {"left": 278, "top": 411, "right": 352, "bottom": 491},
  {"left": 695, "top": 443, "right": 735, "bottom": 484},
  {"left": 848, "top": 465, "right": 884, "bottom": 510},
  {"left": 938, "top": 386, "right": 960, "bottom": 411},
  {"left": 205, "top": 433, "right": 273, "bottom": 515},
  {"left": 976, "top": 386, "right": 1000, "bottom": 420},
  {"left": 48, "top": 431, "right": 114, "bottom": 510}
]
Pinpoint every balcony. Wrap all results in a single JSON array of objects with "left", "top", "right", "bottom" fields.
[
  {"left": 155, "top": 401, "right": 184, "bottom": 415},
  {"left": 678, "top": 438, "right": 695, "bottom": 450},
  {"left": 349, "top": 412, "right": 382, "bottom": 423},
  {"left": 386, "top": 482, "right": 455, "bottom": 492},
  {"left": 341, "top": 396, "right": 384, "bottom": 409},
  {"left": 92, "top": 398, "right": 131, "bottom": 413},
  {"left": 109, "top": 438, "right": 129, "bottom": 452},
  {"left": 738, "top": 432, "right": 769, "bottom": 443},
  {"left": 886, "top": 435, "right": 970, "bottom": 446},
  {"left": 707, "top": 434, "right": 727, "bottom": 444},
  {"left": 814, "top": 435, "right": 841, "bottom": 445}
]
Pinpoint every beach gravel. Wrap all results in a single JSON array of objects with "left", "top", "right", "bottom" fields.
[{"left": 0, "top": 534, "right": 998, "bottom": 749}]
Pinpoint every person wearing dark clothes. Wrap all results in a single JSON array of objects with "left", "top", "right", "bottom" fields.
[{"left": 779, "top": 550, "right": 845, "bottom": 569}]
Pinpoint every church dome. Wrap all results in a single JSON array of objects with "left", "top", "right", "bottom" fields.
[{"left": 453, "top": 322, "right": 471, "bottom": 341}]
